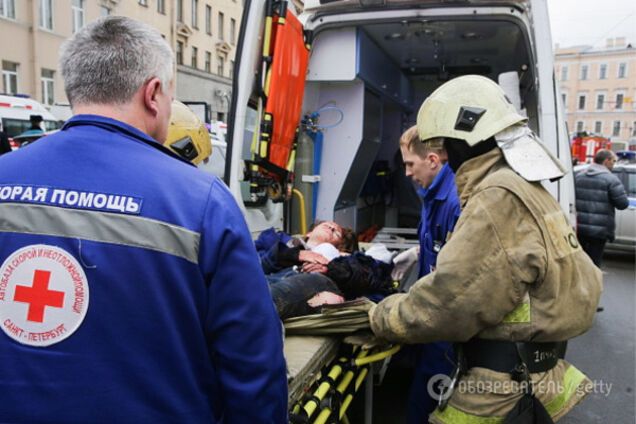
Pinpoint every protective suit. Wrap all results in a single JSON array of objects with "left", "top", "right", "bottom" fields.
[{"left": 370, "top": 75, "right": 602, "bottom": 422}]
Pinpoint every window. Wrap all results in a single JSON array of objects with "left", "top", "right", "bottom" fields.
[
  {"left": 599, "top": 63, "right": 607, "bottom": 80},
  {"left": 176, "top": 0, "right": 183, "bottom": 22},
  {"left": 618, "top": 63, "right": 627, "bottom": 78},
  {"left": 40, "top": 0, "right": 53, "bottom": 30},
  {"left": 205, "top": 5, "right": 212, "bottom": 34},
  {"left": 230, "top": 18, "right": 236, "bottom": 44},
  {"left": 205, "top": 51, "right": 211, "bottom": 72},
  {"left": 72, "top": 0, "right": 84, "bottom": 33},
  {"left": 138, "top": 0, "right": 148, "bottom": 6},
  {"left": 576, "top": 121, "right": 584, "bottom": 133},
  {"left": 157, "top": 0, "right": 165, "bottom": 14},
  {"left": 580, "top": 64, "right": 588, "bottom": 80},
  {"left": 596, "top": 94, "right": 605, "bottom": 110},
  {"left": 594, "top": 121, "right": 602, "bottom": 134},
  {"left": 577, "top": 94, "right": 586, "bottom": 110},
  {"left": 2, "top": 61, "right": 18, "bottom": 94},
  {"left": 218, "top": 12, "right": 224, "bottom": 40},
  {"left": 41, "top": 69, "right": 54, "bottom": 106},
  {"left": 561, "top": 93, "right": 567, "bottom": 110},
  {"left": 561, "top": 66, "right": 568, "bottom": 81},
  {"left": 191, "top": 46, "right": 198, "bottom": 68},
  {"left": 176, "top": 41, "right": 184, "bottom": 65},
  {"left": 217, "top": 55, "right": 224, "bottom": 76},
  {"left": 612, "top": 121, "right": 621, "bottom": 137},
  {"left": 0, "top": 0, "right": 15, "bottom": 19},
  {"left": 615, "top": 93, "right": 624, "bottom": 110},
  {"left": 191, "top": 0, "right": 198, "bottom": 28},
  {"left": 100, "top": 6, "right": 110, "bottom": 16},
  {"left": 632, "top": 122, "right": 636, "bottom": 137}
]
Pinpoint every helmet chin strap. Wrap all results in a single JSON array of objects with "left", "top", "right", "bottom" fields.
[{"left": 443, "top": 137, "right": 497, "bottom": 172}]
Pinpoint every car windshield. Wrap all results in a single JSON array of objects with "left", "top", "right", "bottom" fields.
[
  {"left": 1, "top": 118, "right": 61, "bottom": 138},
  {"left": 2, "top": 118, "right": 31, "bottom": 138}
]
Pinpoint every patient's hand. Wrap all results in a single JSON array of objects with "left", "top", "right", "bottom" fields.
[
  {"left": 298, "top": 250, "right": 330, "bottom": 265},
  {"left": 301, "top": 262, "right": 329, "bottom": 274}
]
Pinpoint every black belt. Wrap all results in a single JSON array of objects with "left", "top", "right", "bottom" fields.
[{"left": 462, "top": 339, "right": 566, "bottom": 374}]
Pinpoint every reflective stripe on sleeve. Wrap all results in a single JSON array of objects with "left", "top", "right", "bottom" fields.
[
  {"left": 0, "top": 203, "right": 200, "bottom": 264},
  {"left": 502, "top": 292, "right": 531, "bottom": 323}
]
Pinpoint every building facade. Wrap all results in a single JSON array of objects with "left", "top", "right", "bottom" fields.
[
  {"left": 0, "top": 0, "right": 242, "bottom": 121},
  {"left": 555, "top": 38, "right": 636, "bottom": 143}
]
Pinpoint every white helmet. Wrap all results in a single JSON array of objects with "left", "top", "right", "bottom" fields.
[
  {"left": 417, "top": 75, "right": 566, "bottom": 181},
  {"left": 417, "top": 75, "right": 526, "bottom": 146}
]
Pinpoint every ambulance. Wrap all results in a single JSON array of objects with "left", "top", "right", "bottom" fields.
[
  {"left": 0, "top": 95, "right": 61, "bottom": 141},
  {"left": 226, "top": 0, "right": 575, "bottom": 420}
]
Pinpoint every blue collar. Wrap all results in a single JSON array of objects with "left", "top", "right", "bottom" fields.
[
  {"left": 62, "top": 115, "right": 161, "bottom": 145},
  {"left": 62, "top": 114, "right": 191, "bottom": 165},
  {"left": 418, "top": 164, "right": 456, "bottom": 202}
]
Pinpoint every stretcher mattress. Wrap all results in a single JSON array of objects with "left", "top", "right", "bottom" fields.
[{"left": 284, "top": 335, "right": 340, "bottom": 403}]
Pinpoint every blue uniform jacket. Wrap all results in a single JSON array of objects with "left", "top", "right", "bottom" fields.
[
  {"left": 0, "top": 116, "right": 287, "bottom": 423},
  {"left": 417, "top": 164, "right": 461, "bottom": 278},
  {"left": 408, "top": 163, "right": 460, "bottom": 422}
]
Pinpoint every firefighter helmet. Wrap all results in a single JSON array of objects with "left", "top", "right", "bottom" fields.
[
  {"left": 416, "top": 75, "right": 526, "bottom": 146},
  {"left": 165, "top": 101, "right": 211, "bottom": 164}
]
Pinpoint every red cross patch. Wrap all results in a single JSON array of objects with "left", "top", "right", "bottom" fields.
[{"left": 0, "top": 245, "right": 89, "bottom": 347}]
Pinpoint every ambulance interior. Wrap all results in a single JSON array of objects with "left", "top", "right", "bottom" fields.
[{"left": 281, "top": 18, "right": 537, "bottom": 240}]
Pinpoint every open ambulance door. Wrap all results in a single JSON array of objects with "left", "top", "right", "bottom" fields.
[{"left": 226, "top": 0, "right": 311, "bottom": 234}]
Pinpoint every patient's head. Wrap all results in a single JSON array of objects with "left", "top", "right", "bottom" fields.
[{"left": 306, "top": 221, "right": 358, "bottom": 253}]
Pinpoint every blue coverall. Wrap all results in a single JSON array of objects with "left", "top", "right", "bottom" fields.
[
  {"left": 0, "top": 115, "right": 287, "bottom": 423},
  {"left": 409, "top": 163, "right": 461, "bottom": 423}
]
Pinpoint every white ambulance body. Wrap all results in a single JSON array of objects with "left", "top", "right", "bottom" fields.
[{"left": 0, "top": 95, "right": 60, "bottom": 139}]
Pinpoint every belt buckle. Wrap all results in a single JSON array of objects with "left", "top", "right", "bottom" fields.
[{"left": 438, "top": 366, "right": 461, "bottom": 411}]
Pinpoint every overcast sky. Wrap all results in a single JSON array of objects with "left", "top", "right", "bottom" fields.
[{"left": 547, "top": 0, "right": 636, "bottom": 48}]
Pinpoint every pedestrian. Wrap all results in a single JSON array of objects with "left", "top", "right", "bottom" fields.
[
  {"left": 575, "top": 149, "right": 628, "bottom": 267},
  {"left": 28, "top": 114, "right": 44, "bottom": 131},
  {"left": 0, "top": 16, "right": 287, "bottom": 423},
  {"left": 391, "top": 125, "right": 460, "bottom": 423},
  {"left": 369, "top": 75, "right": 602, "bottom": 423},
  {"left": 0, "top": 122, "right": 11, "bottom": 155}
]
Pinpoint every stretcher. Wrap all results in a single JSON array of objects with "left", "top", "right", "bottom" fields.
[
  {"left": 285, "top": 334, "right": 401, "bottom": 423},
  {"left": 246, "top": 0, "right": 312, "bottom": 204}
]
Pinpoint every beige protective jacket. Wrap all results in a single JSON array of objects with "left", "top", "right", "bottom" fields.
[
  {"left": 371, "top": 148, "right": 602, "bottom": 343},
  {"left": 370, "top": 148, "right": 602, "bottom": 422}
]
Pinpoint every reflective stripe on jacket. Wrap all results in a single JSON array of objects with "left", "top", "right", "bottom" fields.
[{"left": 0, "top": 115, "right": 287, "bottom": 423}]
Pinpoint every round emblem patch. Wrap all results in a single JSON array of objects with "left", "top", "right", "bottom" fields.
[{"left": 0, "top": 244, "right": 89, "bottom": 347}]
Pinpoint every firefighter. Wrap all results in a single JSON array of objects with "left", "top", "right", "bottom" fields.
[
  {"left": 369, "top": 75, "right": 602, "bottom": 423},
  {"left": 0, "top": 16, "right": 287, "bottom": 423}
]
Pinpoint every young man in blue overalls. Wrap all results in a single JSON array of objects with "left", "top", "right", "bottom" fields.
[{"left": 392, "top": 126, "right": 461, "bottom": 422}]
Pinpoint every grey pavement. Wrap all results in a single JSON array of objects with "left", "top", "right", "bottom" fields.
[{"left": 560, "top": 251, "right": 636, "bottom": 423}]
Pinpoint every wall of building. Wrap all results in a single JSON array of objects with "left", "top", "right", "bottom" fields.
[
  {"left": 555, "top": 39, "right": 636, "bottom": 142},
  {"left": 0, "top": 0, "right": 241, "bottom": 122}
]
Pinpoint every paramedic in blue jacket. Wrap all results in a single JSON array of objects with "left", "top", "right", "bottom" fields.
[
  {"left": 392, "top": 126, "right": 461, "bottom": 423},
  {"left": 0, "top": 16, "right": 287, "bottom": 424}
]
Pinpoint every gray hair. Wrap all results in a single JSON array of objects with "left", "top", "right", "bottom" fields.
[{"left": 59, "top": 16, "right": 174, "bottom": 106}]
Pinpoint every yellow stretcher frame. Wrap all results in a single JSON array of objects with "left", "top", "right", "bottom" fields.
[{"left": 288, "top": 340, "right": 401, "bottom": 424}]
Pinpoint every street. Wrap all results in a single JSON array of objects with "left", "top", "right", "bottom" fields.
[
  {"left": 365, "top": 250, "right": 636, "bottom": 423},
  {"left": 560, "top": 250, "right": 636, "bottom": 423}
]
